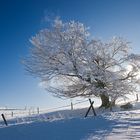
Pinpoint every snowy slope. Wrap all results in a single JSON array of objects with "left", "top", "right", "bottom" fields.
[{"left": 1, "top": 103, "right": 140, "bottom": 140}]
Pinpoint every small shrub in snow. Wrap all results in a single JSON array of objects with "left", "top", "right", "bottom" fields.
[{"left": 120, "top": 102, "right": 133, "bottom": 109}]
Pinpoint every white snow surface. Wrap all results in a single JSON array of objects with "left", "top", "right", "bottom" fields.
[{"left": 1, "top": 102, "right": 140, "bottom": 140}]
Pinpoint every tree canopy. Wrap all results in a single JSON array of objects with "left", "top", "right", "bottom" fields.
[{"left": 24, "top": 18, "right": 140, "bottom": 108}]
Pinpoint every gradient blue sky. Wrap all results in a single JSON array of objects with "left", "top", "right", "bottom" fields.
[{"left": 0, "top": 0, "right": 140, "bottom": 109}]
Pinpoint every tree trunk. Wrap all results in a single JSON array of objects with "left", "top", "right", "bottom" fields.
[
  {"left": 111, "top": 100, "right": 115, "bottom": 106},
  {"left": 110, "top": 100, "right": 116, "bottom": 111},
  {"left": 100, "top": 94, "right": 110, "bottom": 108}
]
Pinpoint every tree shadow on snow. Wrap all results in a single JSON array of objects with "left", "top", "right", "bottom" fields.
[{"left": 0, "top": 115, "right": 116, "bottom": 140}]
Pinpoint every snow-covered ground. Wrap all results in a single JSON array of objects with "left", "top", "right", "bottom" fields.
[{"left": 0, "top": 102, "right": 140, "bottom": 140}]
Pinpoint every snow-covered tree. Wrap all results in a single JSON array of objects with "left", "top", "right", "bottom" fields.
[{"left": 24, "top": 18, "right": 140, "bottom": 108}]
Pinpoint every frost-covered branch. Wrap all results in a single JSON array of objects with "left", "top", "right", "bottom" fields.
[{"left": 23, "top": 18, "right": 140, "bottom": 107}]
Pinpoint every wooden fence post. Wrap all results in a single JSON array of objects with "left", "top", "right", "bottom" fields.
[
  {"left": 37, "top": 107, "right": 40, "bottom": 114},
  {"left": 71, "top": 102, "right": 73, "bottom": 110},
  {"left": 136, "top": 94, "right": 139, "bottom": 101},
  {"left": 1, "top": 114, "right": 8, "bottom": 126},
  {"left": 11, "top": 112, "right": 14, "bottom": 117},
  {"left": 85, "top": 99, "right": 97, "bottom": 117},
  {"left": 29, "top": 109, "right": 31, "bottom": 115}
]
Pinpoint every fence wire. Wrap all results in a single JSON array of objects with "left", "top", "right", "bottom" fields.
[{"left": 0, "top": 99, "right": 89, "bottom": 120}]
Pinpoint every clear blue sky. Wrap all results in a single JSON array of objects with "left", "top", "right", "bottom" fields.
[{"left": 0, "top": 0, "right": 140, "bottom": 109}]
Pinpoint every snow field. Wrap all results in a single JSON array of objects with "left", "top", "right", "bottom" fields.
[{"left": 1, "top": 102, "right": 140, "bottom": 139}]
